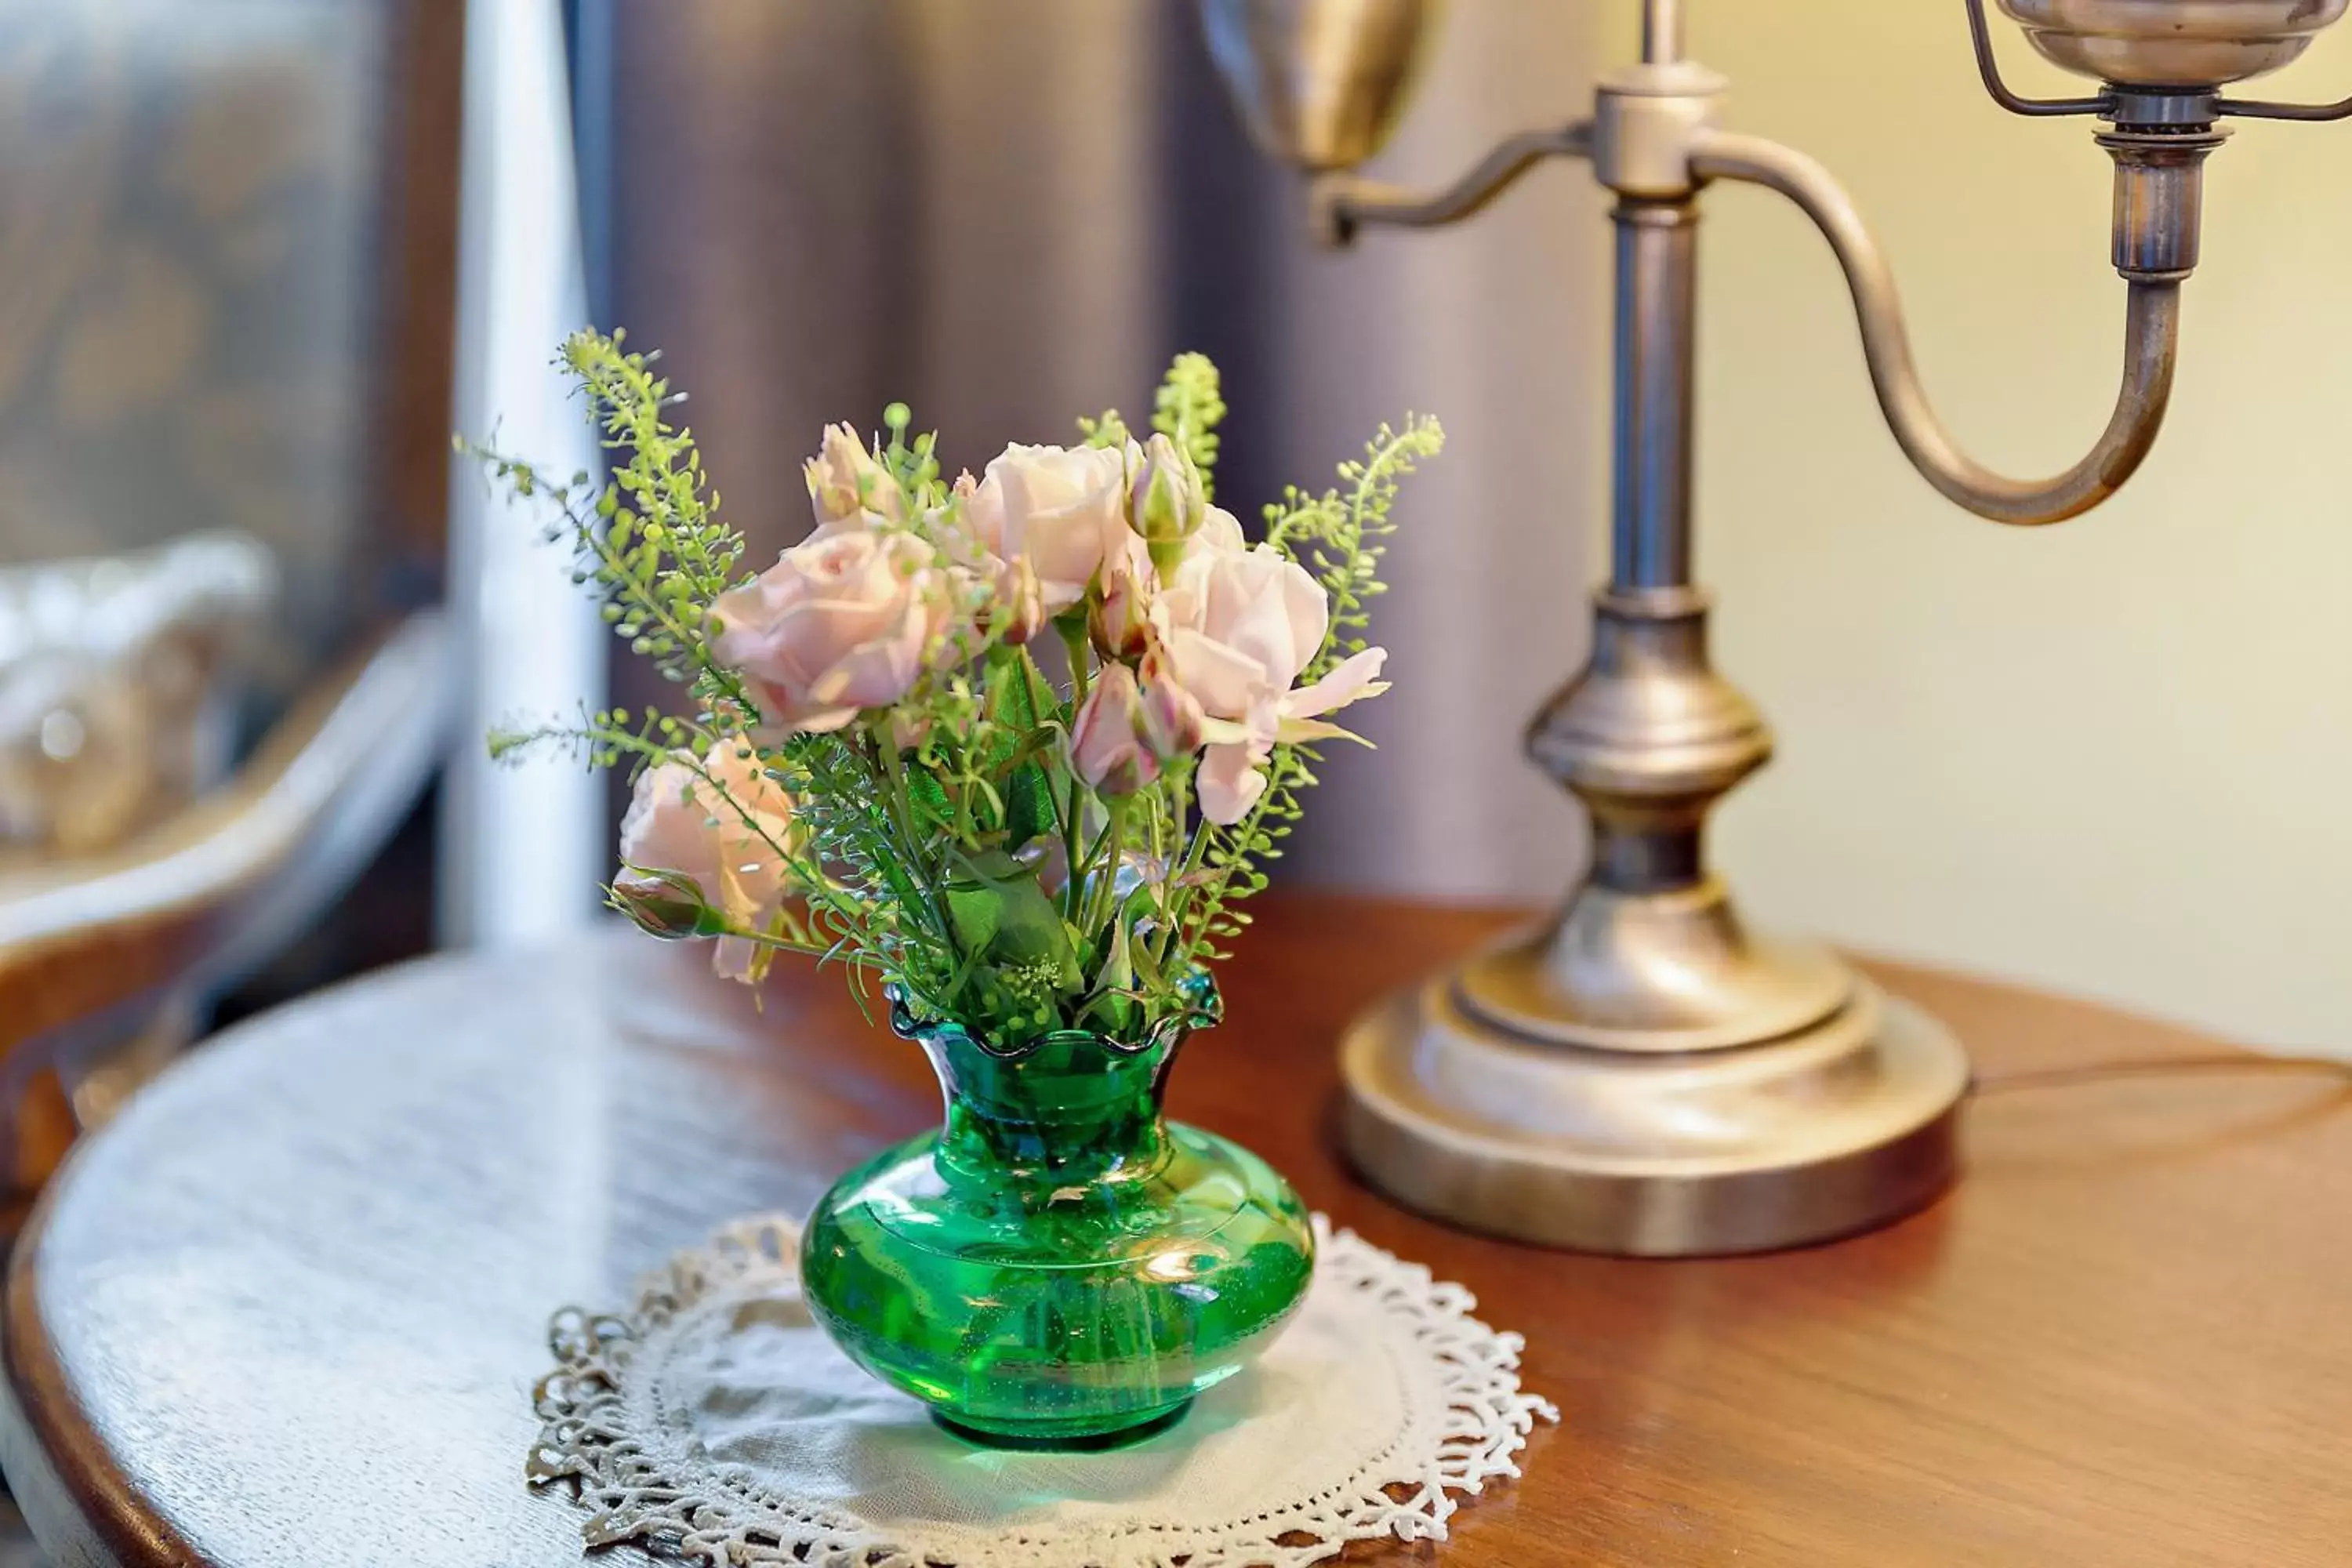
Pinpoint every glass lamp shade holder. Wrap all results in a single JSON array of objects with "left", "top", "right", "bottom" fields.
[{"left": 1192, "top": 0, "right": 2352, "bottom": 1256}]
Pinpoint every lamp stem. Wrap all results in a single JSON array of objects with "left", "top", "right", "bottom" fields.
[
  {"left": 1641, "top": 0, "right": 1685, "bottom": 64},
  {"left": 1609, "top": 199, "right": 1697, "bottom": 591},
  {"left": 1529, "top": 186, "right": 1762, "bottom": 915}
]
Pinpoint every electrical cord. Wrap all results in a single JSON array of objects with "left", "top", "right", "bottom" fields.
[{"left": 1969, "top": 1052, "right": 2352, "bottom": 1097}]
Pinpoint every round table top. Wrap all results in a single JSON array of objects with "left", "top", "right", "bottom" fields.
[{"left": 5, "top": 895, "right": 2350, "bottom": 1568}]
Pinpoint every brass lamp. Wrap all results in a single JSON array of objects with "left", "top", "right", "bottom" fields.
[{"left": 1196, "top": 0, "right": 2352, "bottom": 1255}]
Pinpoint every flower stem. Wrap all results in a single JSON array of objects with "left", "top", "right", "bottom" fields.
[
  {"left": 1087, "top": 796, "right": 1131, "bottom": 938},
  {"left": 1058, "top": 616, "right": 1091, "bottom": 709}
]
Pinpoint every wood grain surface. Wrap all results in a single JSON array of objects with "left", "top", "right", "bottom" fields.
[{"left": 4, "top": 894, "right": 2348, "bottom": 1567}]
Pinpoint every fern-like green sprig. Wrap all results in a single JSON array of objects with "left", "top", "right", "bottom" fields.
[
  {"left": 1151, "top": 352, "right": 1226, "bottom": 495},
  {"left": 459, "top": 328, "right": 761, "bottom": 725},
  {"left": 1163, "top": 415, "right": 1443, "bottom": 971},
  {"left": 1269, "top": 414, "right": 1444, "bottom": 684}
]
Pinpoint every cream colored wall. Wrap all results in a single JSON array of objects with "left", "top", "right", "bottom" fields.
[{"left": 1635, "top": 3, "right": 2352, "bottom": 1047}]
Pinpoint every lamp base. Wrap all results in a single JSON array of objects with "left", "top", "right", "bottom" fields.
[{"left": 1338, "top": 943, "right": 1969, "bottom": 1256}]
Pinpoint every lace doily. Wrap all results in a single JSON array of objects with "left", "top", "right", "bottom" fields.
[{"left": 528, "top": 1214, "right": 1556, "bottom": 1568}]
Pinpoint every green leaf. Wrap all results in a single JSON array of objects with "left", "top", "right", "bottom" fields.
[
  {"left": 1005, "top": 761, "right": 1056, "bottom": 850},
  {"left": 945, "top": 850, "right": 1083, "bottom": 993},
  {"left": 945, "top": 880, "right": 1003, "bottom": 956},
  {"left": 905, "top": 761, "right": 952, "bottom": 826},
  {"left": 1082, "top": 918, "right": 1142, "bottom": 1036}
]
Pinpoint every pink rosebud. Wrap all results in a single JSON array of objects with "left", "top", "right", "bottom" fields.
[
  {"left": 1089, "top": 532, "right": 1154, "bottom": 659},
  {"left": 1069, "top": 662, "right": 1161, "bottom": 797},
  {"left": 994, "top": 554, "right": 1047, "bottom": 647},
  {"left": 804, "top": 423, "right": 902, "bottom": 529},
  {"left": 608, "top": 866, "right": 720, "bottom": 940},
  {"left": 1137, "top": 641, "right": 1204, "bottom": 758},
  {"left": 1127, "top": 431, "right": 1206, "bottom": 578}
]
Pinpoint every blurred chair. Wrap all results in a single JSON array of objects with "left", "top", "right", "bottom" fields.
[
  {"left": 0, "top": 534, "right": 275, "bottom": 859},
  {"left": 0, "top": 0, "right": 463, "bottom": 1232}
]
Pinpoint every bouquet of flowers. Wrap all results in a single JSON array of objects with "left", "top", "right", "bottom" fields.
[{"left": 476, "top": 332, "right": 1440, "bottom": 1051}]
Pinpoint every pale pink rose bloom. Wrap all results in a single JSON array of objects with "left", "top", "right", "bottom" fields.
[
  {"left": 964, "top": 442, "right": 1129, "bottom": 614},
  {"left": 711, "top": 530, "right": 946, "bottom": 735},
  {"left": 1154, "top": 509, "right": 1388, "bottom": 825},
  {"left": 615, "top": 746, "right": 795, "bottom": 981},
  {"left": 804, "top": 423, "right": 903, "bottom": 531},
  {"left": 927, "top": 474, "right": 1046, "bottom": 659}
]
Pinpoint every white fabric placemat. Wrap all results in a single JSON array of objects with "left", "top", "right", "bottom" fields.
[{"left": 528, "top": 1214, "right": 1555, "bottom": 1568}]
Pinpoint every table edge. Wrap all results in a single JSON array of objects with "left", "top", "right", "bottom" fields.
[{"left": 5, "top": 1170, "right": 201, "bottom": 1568}]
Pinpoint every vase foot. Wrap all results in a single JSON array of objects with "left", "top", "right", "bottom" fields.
[{"left": 932, "top": 1398, "right": 1194, "bottom": 1451}]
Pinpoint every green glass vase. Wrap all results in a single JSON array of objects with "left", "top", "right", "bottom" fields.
[{"left": 799, "top": 991, "right": 1315, "bottom": 1447}]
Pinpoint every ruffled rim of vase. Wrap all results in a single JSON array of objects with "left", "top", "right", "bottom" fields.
[{"left": 885, "top": 973, "right": 1222, "bottom": 1062}]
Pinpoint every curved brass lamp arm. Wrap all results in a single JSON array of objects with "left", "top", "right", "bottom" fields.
[
  {"left": 1315, "top": 122, "right": 1593, "bottom": 245},
  {"left": 1690, "top": 129, "right": 2181, "bottom": 527}
]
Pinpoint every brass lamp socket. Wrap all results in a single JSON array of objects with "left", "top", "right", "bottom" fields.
[{"left": 2100, "top": 127, "right": 2223, "bottom": 282}]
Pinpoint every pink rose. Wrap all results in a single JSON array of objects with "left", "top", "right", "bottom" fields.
[
  {"left": 1154, "top": 510, "right": 1387, "bottom": 824},
  {"left": 964, "top": 442, "right": 1128, "bottom": 614},
  {"left": 711, "top": 529, "right": 946, "bottom": 735},
  {"left": 614, "top": 746, "right": 796, "bottom": 981}
]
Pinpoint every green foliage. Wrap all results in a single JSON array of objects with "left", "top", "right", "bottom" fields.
[
  {"left": 1168, "top": 748, "right": 1312, "bottom": 968},
  {"left": 1165, "top": 415, "right": 1445, "bottom": 971},
  {"left": 1076, "top": 408, "right": 1131, "bottom": 449},
  {"left": 458, "top": 330, "right": 754, "bottom": 714},
  {"left": 1266, "top": 414, "right": 1445, "bottom": 684}
]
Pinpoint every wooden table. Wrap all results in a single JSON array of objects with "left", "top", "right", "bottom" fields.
[{"left": 2, "top": 895, "right": 2347, "bottom": 1567}]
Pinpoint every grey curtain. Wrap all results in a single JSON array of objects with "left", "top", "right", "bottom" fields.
[{"left": 593, "top": 0, "right": 1610, "bottom": 904}]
